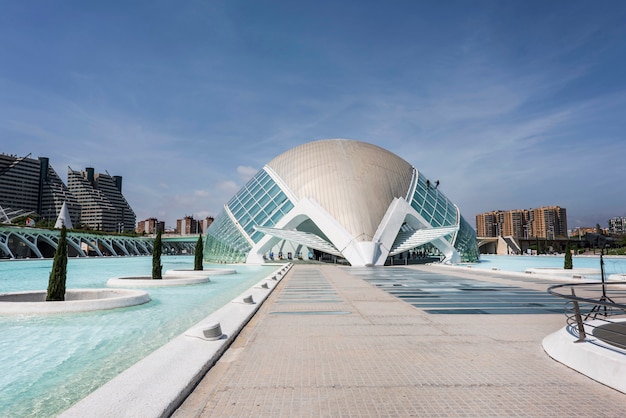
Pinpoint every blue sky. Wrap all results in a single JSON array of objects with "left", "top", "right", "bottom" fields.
[{"left": 2, "top": 1, "right": 626, "bottom": 230}]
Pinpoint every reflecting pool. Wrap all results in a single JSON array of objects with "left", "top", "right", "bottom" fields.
[
  {"left": 469, "top": 254, "right": 626, "bottom": 279},
  {"left": 0, "top": 256, "right": 274, "bottom": 417}
]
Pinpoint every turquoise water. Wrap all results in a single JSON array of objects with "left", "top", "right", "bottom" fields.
[
  {"left": 0, "top": 256, "right": 274, "bottom": 418},
  {"left": 469, "top": 254, "right": 626, "bottom": 278}
]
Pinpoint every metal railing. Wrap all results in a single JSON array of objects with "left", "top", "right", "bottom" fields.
[{"left": 548, "top": 281, "right": 626, "bottom": 349}]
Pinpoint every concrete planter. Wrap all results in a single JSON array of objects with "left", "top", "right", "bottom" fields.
[
  {"left": 166, "top": 268, "right": 237, "bottom": 276},
  {"left": 0, "top": 289, "right": 150, "bottom": 314},
  {"left": 107, "top": 274, "right": 211, "bottom": 287}
]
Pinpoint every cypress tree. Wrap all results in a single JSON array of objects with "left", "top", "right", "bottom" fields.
[
  {"left": 152, "top": 230, "right": 163, "bottom": 279},
  {"left": 47, "top": 225, "right": 68, "bottom": 301},
  {"left": 194, "top": 235, "right": 204, "bottom": 271},
  {"left": 564, "top": 242, "right": 573, "bottom": 270}
]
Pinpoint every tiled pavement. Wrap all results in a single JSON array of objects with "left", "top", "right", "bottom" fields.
[{"left": 172, "top": 264, "right": 626, "bottom": 417}]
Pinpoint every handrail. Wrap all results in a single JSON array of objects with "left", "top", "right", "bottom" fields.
[
  {"left": 548, "top": 282, "right": 626, "bottom": 310},
  {"left": 548, "top": 282, "right": 626, "bottom": 349}
]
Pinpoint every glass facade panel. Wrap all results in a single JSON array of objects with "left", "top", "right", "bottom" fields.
[
  {"left": 250, "top": 203, "right": 261, "bottom": 216},
  {"left": 206, "top": 168, "right": 296, "bottom": 262},
  {"left": 454, "top": 216, "right": 479, "bottom": 262},
  {"left": 407, "top": 171, "right": 478, "bottom": 261},
  {"left": 251, "top": 231, "right": 264, "bottom": 243},
  {"left": 267, "top": 184, "right": 280, "bottom": 198},
  {"left": 425, "top": 192, "right": 436, "bottom": 207},
  {"left": 433, "top": 210, "right": 444, "bottom": 225},
  {"left": 445, "top": 209, "right": 457, "bottom": 225},
  {"left": 411, "top": 172, "right": 458, "bottom": 229},
  {"left": 232, "top": 205, "right": 244, "bottom": 219},
  {"left": 253, "top": 211, "right": 266, "bottom": 225},
  {"left": 239, "top": 213, "right": 251, "bottom": 226},
  {"left": 282, "top": 200, "right": 294, "bottom": 214},
  {"left": 248, "top": 181, "right": 262, "bottom": 196},
  {"left": 264, "top": 200, "right": 277, "bottom": 215},
  {"left": 270, "top": 210, "right": 283, "bottom": 224},
  {"left": 259, "top": 174, "right": 271, "bottom": 188},
  {"left": 257, "top": 193, "right": 271, "bottom": 207},
  {"left": 240, "top": 193, "right": 254, "bottom": 208},
  {"left": 422, "top": 201, "right": 435, "bottom": 219},
  {"left": 204, "top": 209, "right": 251, "bottom": 263}
]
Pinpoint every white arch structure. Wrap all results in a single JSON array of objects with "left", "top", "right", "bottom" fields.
[{"left": 0, "top": 226, "right": 154, "bottom": 259}]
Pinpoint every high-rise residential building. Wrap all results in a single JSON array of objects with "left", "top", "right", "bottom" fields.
[
  {"left": 177, "top": 215, "right": 199, "bottom": 235},
  {"left": 136, "top": 217, "right": 165, "bottom": 234},
  {"left": 199, "top": 216, "right": 214, "bottom": 233},
  {"left": 608, "top": 217, "right": 626, "bottom": 234},
  {"left": 503, "top": 209, "right": 526, "bottom": 238},
  {"left": 0, "top": 153, "right": 80, "bottom": 225},
  {"left": 175, "top": 215, "right": 215, "bottom": 235},
  {"left": 67, "top": 167, "right": 136, "bottom": 232},
  {"left": 475, "top": 211, "right": 497, "bottom": 237},
  {"left": 476, "top": 206, "right": 567, "bottom": 239},
  {"left": 530, "top": 206, "right": 567, "bottom": 239}
]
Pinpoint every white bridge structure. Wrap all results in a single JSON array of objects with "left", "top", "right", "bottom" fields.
[{"left": 0, "top": 226, "right": 199, "bottom": 259}]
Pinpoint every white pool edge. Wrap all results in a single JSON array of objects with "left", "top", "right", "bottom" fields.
[
  {"left": 542, "top": 322, "right": 626, "bottom": 394},
  {"left": 0, "top": 289, "right": 151, "bottom": 314},
  {"left": 430, "top": 263, "right": 612, "bottom": 282},
  {"left": 59, "top": 263, "right": 292, "bottom": 418}
]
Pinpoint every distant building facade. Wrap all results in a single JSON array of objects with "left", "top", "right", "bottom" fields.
[
  {"left": 177, "top": 216, "right": 199, "bottom": 235},
  {"left": 67, "top": 167, "right": 136, "bottom": 232},
  {"left": 199, "top": 216, "right": 214, "bottom": 233},
  {"left": 136, "top": 217, "right": 165, "bottom": 234},
  {"left": 476, "top": 206, "right": 567, "bottom": 239},
  {"left": 570, "top": 227, "right": 598, "bottom": 238},
  {"left": 608, "top": 217, "right": 626, "bottom": 234},
  {"left": 175, "top": 215, "right": 214, "bottom": 235},
  {"left": 0, "top": 152, "right": 137, "bottom": 232},
  {"left": 0, "top": 153, "right": 80, "bottom": 224}
]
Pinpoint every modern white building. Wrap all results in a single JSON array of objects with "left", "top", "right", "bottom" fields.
[{"left": 204, "top": 139, "right": 478, "bottom": 266}]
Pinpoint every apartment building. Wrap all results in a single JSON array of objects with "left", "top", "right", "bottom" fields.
[
  {"left": 0, "top": 153, "right": 80, "bottom": 225},
  {"left": 530, "top": 206, "right": 567, "bottom": 239},
  {"left": 608, "top": 217, "right": 626, "bottom": 234},
  {"left": 175, "top": 215, "right": 214, "bottom": 235},
  {"left": 476, "top": 206, "right": 567, "bottom": 239},
  {"left": 136, "top": 217, "right": 165, "bottom": 234},
  {"left": 67, "top": 167, "right": 136, "bottom": 232}
]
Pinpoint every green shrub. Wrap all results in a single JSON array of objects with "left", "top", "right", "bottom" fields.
[
  {"left": 564, "top": 242, "right": 573, "bottom": 270},
  {"left": 194, "top": 235, "right": 204, "bottom": 271},
  {"left": 47, "top": 226, "right": 68, "bottom": 301},
  {"left": 152, "top": 231, "right": 163, "bottom": 279}
]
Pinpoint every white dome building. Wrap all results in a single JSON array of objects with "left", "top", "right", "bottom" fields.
[{"left": 204, "top": 139, "right": 478, "bottom": 266}]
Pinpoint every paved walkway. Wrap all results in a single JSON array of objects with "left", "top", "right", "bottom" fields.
[{"left": 173, "top": 264, "right": 626, "bottom": 417}]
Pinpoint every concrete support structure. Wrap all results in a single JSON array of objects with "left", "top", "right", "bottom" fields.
[{"left": 0, "top": 226, "right": 154, "bottom": 259}]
